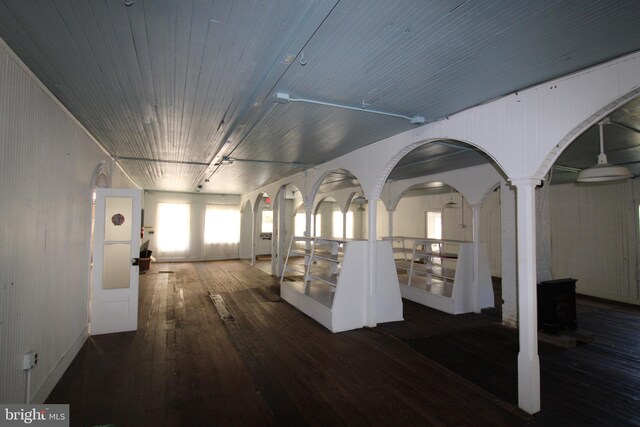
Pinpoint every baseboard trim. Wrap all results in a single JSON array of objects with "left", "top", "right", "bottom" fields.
[{"left": 31, "top": 325, "right": 88, "bottom": 403}]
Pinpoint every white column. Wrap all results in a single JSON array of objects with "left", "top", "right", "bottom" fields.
[
  {"left": 304, "top": 199, "right": 312, "bottom": 237},
  {"left": 367, "top": 197, "right": 378, "bottom": 327},
  {"left": 303, "top": 199, "right": 313, "bottom": 264},
  {"left": 471, "top": 204, "right": 481, "bottom": 313},
  {"left": 342, "top": 210, "right": 347, "bottom": 239},
  {"left": 274, "top": 190, "right": 287, "bottom": 276},
  {"left": 271, "top": 202, "right": 278, "bottom": 275},
  {"left": 387, "top": 209, "right": 395, "bottom": 237},
  {"left": 512, "top": 178, "right": 541, "bottom": 414},
  {"left": 250, "top": 209, "right": 256, "bottom": 266},
  {"left": 500, "top": 182, "right": 518, "bottom": 327}
]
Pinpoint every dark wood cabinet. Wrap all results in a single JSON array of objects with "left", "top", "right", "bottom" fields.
[{"left": 537, "top": 278, "right": 578, "bottom": 334}]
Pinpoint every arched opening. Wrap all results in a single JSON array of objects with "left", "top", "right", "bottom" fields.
[
  {"left": 378, "top": 139, "right": 505, "bottom": 301},
  {"left": 368, "top": 138, "right": 517, "bottom": 405},
  {"left": 251, "top": 192, "right": 272, "bottom": 266},
  {"left": 313, "top": 169, "right": 365, "bottom": 239},
  {"left": 540, "top": 95, "right": 640, "bottom": 304},
  {"left": 270, "top": 183, "right": 304, "bottom": 276}
]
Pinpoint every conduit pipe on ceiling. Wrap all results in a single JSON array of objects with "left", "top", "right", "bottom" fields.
[{"left": 275, "top": 92, "right": 425, "bottom": 124}]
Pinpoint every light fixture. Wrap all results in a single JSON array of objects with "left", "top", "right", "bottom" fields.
[
  {"left": 352, "top": 196, "right": 367, "bottom": 211},
  {"left": 275, "top": 92, "right": 425, "bottom": 125},
  {"left": 352, "top": 195, "right": 367, "bottom": 205},
  {"left": 577, "top": 119, "right": 632, "bottom": 183},
  {"left": 443, "top": 187, "right": 459, "bottom": 209}
]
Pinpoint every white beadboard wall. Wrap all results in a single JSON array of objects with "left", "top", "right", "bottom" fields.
[
  {"left": 549, "top": 180, "right": 639, "bottom": 304},
  {"left": 0, "top": 41, "right": 136, "bottom": 403}
]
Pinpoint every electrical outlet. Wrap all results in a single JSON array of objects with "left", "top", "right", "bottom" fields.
[{"left": 22, "top": 351, "right": 38, "bottom": 370}]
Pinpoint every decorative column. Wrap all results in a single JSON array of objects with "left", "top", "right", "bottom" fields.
[
  {"left": 366, "top": 196, "right": 378, "bottom": 327},
  {"left": 304, "top": 197, "right": 313, "bottom": 258},
  {"left": 471, "top": 204, "right": 481, "bottom": 313},
  {"left": 274, "top": 189, "right": 287, "bottom": 276},
  {"left": 512, "top": 178, "right": 541, "bottom": 414},
  {"left": 500, "top": 181, "right": 518, "bottom": 327},
  {"left": 387, "top": 208, "right": 395, "bottom": 237},
  {"left": 250, "top": 208, "right": 256, "bottom": 266},
  {"left": 270, "top": 199, "right": 279, "bottom": 275},
  {"left": 304, "top": 197, "right": 313, "bottom": 237},
  {"left": 342, "top": 209, "right": 348, "bottom": 239}
]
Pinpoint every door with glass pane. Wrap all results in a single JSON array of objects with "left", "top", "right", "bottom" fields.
[{"left": 91, "top": 188, "right": 142, "bottom": 335}]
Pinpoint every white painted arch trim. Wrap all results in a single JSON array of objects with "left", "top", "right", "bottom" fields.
[{"left": 383, "top": 163, "right": 503, "bottom": 211}]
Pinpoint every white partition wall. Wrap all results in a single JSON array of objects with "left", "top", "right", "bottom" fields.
[{"left": 281, "top": 237, "right": 402, "bottom": 332}]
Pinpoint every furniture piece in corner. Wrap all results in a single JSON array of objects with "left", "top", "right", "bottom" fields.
[
  {"left": 280, "top": 236, "right": 403, "bottom": 332},
  {"left": 386, "top": 237, "right": 493, "bottom": 315},
  {"left": 537, "top": 278, "right": 578, "bottom": 334}
]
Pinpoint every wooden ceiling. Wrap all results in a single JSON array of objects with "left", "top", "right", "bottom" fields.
[{"left": 1, "top": 0, "right": 640, "bottom": 193}]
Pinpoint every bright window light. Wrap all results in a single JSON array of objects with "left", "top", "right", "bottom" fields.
[
  {"left": 332, "top": 210, "right": 354, "bottom": 238},
  {"left": 294, "top": 212, "right": 306, "bottom": 236},
  {"left": 346, "top": 211, "right": 354, "bottom": 239},
  {"left": 332, "top": 210, "right": 343, "bottom": 238},
  {"left": 262, "top": 209, "right": 273, "bottom": 233},
  {"left": 314, "top": 214, "right": 322, "bottom": 236},
  {"left": 204, "top": 205, "right": 240, "bottom": 244},
  {"left": 427, "top": 210, "right": 442, "bottom": 239},
  {"left": 156, "top": 203, "right": 190, "bottom": 252}
]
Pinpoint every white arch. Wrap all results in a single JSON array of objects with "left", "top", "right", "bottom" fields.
[
  {"left": 538, "top": 87, "right": 640, "bottom": 177},
  {"left": 384, "top": 163, "right": 503, "bottom": 211}
]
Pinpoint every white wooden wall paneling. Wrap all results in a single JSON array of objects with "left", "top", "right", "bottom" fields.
[
  {"left": 549, "top": 181, "right": 639, "bottom": 304},
  {"left": 0, "top": 40, "right": 137, "bottom": 403}
]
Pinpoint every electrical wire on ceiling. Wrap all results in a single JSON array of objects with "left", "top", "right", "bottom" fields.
[{"left": 274, "top": 92, "right": 425, "bottom": 124}]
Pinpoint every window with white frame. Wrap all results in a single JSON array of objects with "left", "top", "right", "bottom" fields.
[
  {"left": 204, "top": 205, "right": 240, "bottom": 244},
  {"left": 156, "top": 203, "right": 190, "bottom": 253}
]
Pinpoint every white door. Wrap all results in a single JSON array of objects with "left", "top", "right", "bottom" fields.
[{"left": 91, "top": 188, "right": 142, "bottom": 335}]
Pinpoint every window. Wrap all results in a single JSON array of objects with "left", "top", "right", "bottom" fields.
[
  {"left": 156, "top": 203, "right": 190, "bottom": 253},
  {"left": 204, "top": 205, "right": 240, "bottom": 244},
  {"left": 332, "top": 210, "right": 343, "bottom": 238},
  {"left": 426, "top": 210, "right": 442, "bottom": 253},
  {"left": 345, "top": 211, "right": 354, "bottom": 239},
  {"left": 294, "top": 212, "right": 306, "bottom": 236},
  {"left": 314, "top": 214, "right": 322, "bottom": 236},
  {"left": 261, "top": 209, "right": 273, "bottom": 233},
  {"left": 426, "top": 210, "right": 442, "bottom": 239},
  {"left": 332, "top": 211, "right": 354, "bottom": 238}
]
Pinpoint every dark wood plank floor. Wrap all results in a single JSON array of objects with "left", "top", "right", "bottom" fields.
[{"left": 47, "top": 260, "right": 639, "bottom": 426}]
